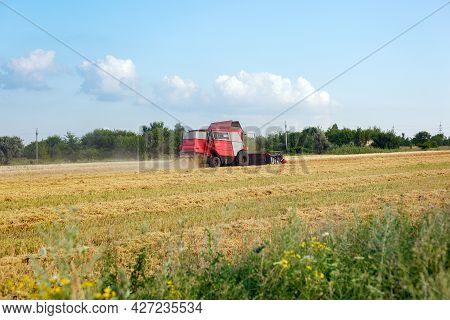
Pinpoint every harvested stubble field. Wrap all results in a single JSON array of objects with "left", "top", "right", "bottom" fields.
[{"left": 0, "top": 151, "right": 449, "bottom": 295}]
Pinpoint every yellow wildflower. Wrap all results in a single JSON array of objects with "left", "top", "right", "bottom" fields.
[
  {"left": 311, "top": 241, "right": 327, "bottom": 250},
  {"left": 280, "top": 258, "right": 289, "bottom": 269},
  {"left": 60, "top": 277, "right": 71, "bottom": 286},
  {"left": 81, "top": 281, "right": 94, "bottom": 288},
  {"left": 283, "top": 250, "right": 295, "bottom": 257},
  {"left": 306, "top": 265, "right": 312, "bottom": 271},
  {"left": 274, "top": 258, "right": 289, "bottom": 268},
  {"left": 96, "top": 287, "right": 116, "bottom": 300}
]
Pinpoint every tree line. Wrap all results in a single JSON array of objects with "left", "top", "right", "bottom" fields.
[
  {"left": 0, "top": 123, "right": 448, "bottom": 164},
  {"left": 257, "top": 124, "right": 449, "bottom": 154},
  {"left": 0, "top": 122, "right": 185, "bottom": 164}
]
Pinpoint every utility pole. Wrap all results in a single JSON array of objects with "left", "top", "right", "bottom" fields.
[
  {"left": 136, "top": 130, "right": 140, "bottom": 161},
  {"left": 285, "top": 121, "right": 288, "bottom": 153},
  {"left": 35, "top": 128, "right": 39, "bottom": 163}
]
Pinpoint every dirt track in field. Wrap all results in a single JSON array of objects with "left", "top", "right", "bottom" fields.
[{"left": 0, "top": 150, "right": 445, "bottom": 174}]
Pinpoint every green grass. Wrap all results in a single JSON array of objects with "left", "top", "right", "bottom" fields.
[
  {"left": 15, "top": 206, "right": 447, "bottom": 300},
  {"left": 325, "top": 145, "right": 403, "bottom": 155},
  {"left": 324, "top": 145, "right": 448, "bottom": 155},
  {"left": 118, "top": 207, "right": 449, "bottom": 300}
]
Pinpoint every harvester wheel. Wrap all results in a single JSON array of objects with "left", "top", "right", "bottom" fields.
[
  {"left": 235, "top": 150, "right": 249, "bottom": 166},
  {"left": 209, "top": 156, "right": 221, "bottom": 168}
]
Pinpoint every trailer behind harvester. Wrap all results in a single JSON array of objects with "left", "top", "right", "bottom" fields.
[{"left": 180, "top": 120, "right": 286, "bottom": 167}]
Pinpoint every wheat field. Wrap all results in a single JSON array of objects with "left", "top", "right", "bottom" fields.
[{"left": 0, "top": 151, "right": 449, "bottom": 292}]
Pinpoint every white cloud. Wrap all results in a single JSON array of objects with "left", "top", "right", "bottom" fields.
[
  {"left": 215, "top": 70, "right": 330, "bottom": 107},
  {"left": 145, "top": 71, "right": 333, "bottom": 128},
  {"left": 144, "top": 75, "right": 203, "bottom": 109},
  {"left": 0, "top": 49, "right": 59, "bottom": 89},
  {"left": 78, "top": 55, "right": 137, "bottom": 101},
  {"left": 159, "top": 75, "right": 198, "bottom": 102}
]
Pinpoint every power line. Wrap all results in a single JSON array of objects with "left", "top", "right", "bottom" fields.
[
  {"left": 260, "top": 1, "right": 450, "bottom": 129},
  {"left": 0, "top": 0, "right": 188, "bottom": 128}
]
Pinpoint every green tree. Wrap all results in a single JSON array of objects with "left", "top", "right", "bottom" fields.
[
  {"left": 412, "top": 131, "right": 431, "bottom": 145},
  {"left": 142, "top": 122, "right": 171, "bottom": 157},
  {"left": 64, "top": 132, "right": 81, "bottom": 161},
  {"left": 444, "top": 136, "right": 450, "bottom": 146},
  {"left": 352, "top": 127, "right": 373, "bottom": 147},
  {"left": 325, "top": 124, "right": 354, "bottom": 146},
  {"left": 299, "top": 127, "right": 319, "bottom": 153},
  {"left": 430, "top": 134, "right": 444, "bottom": 147},
  {"left": 172, "top": 123, "right": 186, "bottom": 155},
  {"left": 399, "top": 133, "right": 412, "bottom": 147},
  {"left": 82, "top": 129, "right": 116, "bottom": 150},
  {"left": 0, "top": 136, "right": 23, "bottom": 164},
  {"left": 46, "top": 135, "right": 64, "bottom": 159},
  {"left": 81, "top": 129, "right": 138, "bottom": 158},
  {"left": 287, "top": 131, "right": 306, "bottom": 154},
  {"left": 313, "top": 129, "right": 331, "bottom": 154},
  {"left": 372, "top": 131, "right": 401, "bottom": 149}
]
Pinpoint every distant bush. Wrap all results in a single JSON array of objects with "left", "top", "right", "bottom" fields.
[
  {"left": 418, "top": 140, "right": 438, "bottom": 150},
  {"left": 431, "top": 134, "right": 445, "bottom": 147}
]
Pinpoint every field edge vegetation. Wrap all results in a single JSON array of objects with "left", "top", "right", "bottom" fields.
[{"left": 2, "top": 205, "right": 448, "bottom": 300}]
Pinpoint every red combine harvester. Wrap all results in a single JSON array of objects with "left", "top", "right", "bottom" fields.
[{"left": 180, "top": 120, "right": 286, "bottom": 167}]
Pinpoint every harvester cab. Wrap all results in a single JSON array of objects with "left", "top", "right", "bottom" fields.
[{"left": 180, "top": 120, "right": 285, "bottom": 168}]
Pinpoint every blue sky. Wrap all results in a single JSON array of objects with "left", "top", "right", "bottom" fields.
[{"left": 0, "top": 0, "right": 449, "bottom": 143}]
